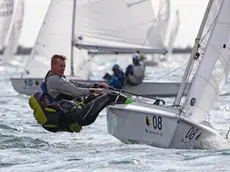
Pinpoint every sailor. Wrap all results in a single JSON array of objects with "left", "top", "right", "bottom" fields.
[
  {"left": 102, "top": 73, "right": 122, "bottom": 89},
  {"left": 111, "top": 64, "right": 125, "bottom": 85},
  {"left": 125, "top": 53, "right": 145, "bottom": 85},
  {"left": 30, "top": 54, "right": 133, "bottom": 132},
  {"left": 40, "top": 54, "right": 108, "bottom": 103}
]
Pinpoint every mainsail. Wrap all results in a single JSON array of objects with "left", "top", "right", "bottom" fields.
[
  {"left": 182, "top": 0, "right": 230, "bottom": 122},
  {"left": 24, "top": 0, "right": 167, "bottom": 78},
  {"left": 74, "top": 0, "right": 166, "bottom": 53},
  {"left": 3, "top": 0, "right": 24, "bottom": 65},
  {"left": 0, "top": 0, "right": 14, "bottom": 50}
]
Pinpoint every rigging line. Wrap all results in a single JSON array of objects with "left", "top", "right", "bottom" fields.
[
  {"left": 151, "top": 62, "right": 187, "bottom": 83},
  {"left": 141, "top": 0, "right": 167, "bottom": 49},
  {"left": 199, "top": 9, "right": 218, "bottom": 45},
  {"left": 109, "top": 87, "right": 159, "bottom": 100}
]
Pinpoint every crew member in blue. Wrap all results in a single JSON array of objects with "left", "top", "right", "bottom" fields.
[
  {"left": 112, "top": 64, "right": 125, "bottom": 85},
  {"left": 102, "top": 73, "right": 122, "bottom": 89}
]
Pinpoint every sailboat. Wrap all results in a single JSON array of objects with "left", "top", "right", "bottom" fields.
[
  {"left": 0, "top": 0, "right": 14, "bottom": 52},
  {"left": 10, "top": 0, "right": 190, "bottom": 97},
  {"left": 107, "top": 0, "right": 230, "bottom": 149},
  {"left": 2, "top": 0, "right": 24, "bottom": 66}
]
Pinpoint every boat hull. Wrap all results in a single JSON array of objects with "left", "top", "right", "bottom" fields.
[
  {"left": 106, "top": 103, "right": 227, "bottom": 149},
  {"left": 10, "top": 77, "right": 190, "bottom": 97}
]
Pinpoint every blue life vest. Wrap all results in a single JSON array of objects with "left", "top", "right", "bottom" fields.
[
  {"left": 108, "top": 76, "right": 122, "bottom": 89},
  {"left": 114, "top": 71, "right": 125, "bottom": 85},
  {"left": 40, "top": 71, "right": 74, "bottom": 103}
]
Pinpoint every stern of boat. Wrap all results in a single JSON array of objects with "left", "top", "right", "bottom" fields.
[{"left": 10, "top": 77, "right": 43, "bottom": 95}]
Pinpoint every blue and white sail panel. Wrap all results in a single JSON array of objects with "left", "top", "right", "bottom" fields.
[
  {"left": 183, "top": 0, "right": 230, "bottom": 123},
  {"left": 74, "top": 0, "right": 166, "bottom": 53}
]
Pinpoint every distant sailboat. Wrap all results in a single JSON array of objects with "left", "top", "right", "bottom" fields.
[
  {"left": 143, "top": 0, "right": 180, "bottom": 65},
  {"left": 107, "top": 0, "right": 230, "bottom": 149},
  {"left": 2, "top": 0, "right": 24, "bottom": 66},
  {"left": 0, "top": 0, "right": 14, "bottom": 52}
]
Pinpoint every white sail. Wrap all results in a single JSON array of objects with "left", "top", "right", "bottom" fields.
[
  {"left": 0, "top": 0, "right": 14, "bottom": 50},
  {"left": 3, "top": 0, "right": 24, "bottom": 65},
  {"left": 183, "top": 0, "right": 230, "bottom": 122},
  {"left": 24, "top": 0, "right": 167, "bottom": 78},
  {"left": 24, "top": 0, "right": 72, "bottom": 77},
  {"left": 166, "top": 9, "right": 180, "bottom": 55},
  {"left": 157, "top": 0, "right": 170, "bottom": 42},
  {"left": 74, "top": 0, "right": 166, "bottom": 52}
]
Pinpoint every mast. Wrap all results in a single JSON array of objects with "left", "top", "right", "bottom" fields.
[
  {"left": 70, "top": 0, "right": 76, "bottom": 76},
  {"left": 173, "top": 0, "right": 214, "bottom": 106}
]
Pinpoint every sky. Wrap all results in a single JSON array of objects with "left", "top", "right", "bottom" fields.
[{"left": 18, "top": 0, "right": 209, "bottom": 48}]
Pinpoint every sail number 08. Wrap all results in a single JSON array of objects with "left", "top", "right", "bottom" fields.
[
  {"left": 152, "top": 116, "right": 162, "bottom": 130},
  {"left": 185, "top": 127, "right": 199, "bottom": 140}
]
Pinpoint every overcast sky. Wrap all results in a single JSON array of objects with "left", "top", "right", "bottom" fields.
[{"left": 18, "top": 0, "right": 209, "bottom": 48}]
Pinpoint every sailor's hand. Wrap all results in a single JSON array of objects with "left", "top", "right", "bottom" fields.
[
  {"left": 98, "top": 82, "right": 109, "bottom": 89},
  {"left": 90, "top": 88, "right": 104, "bottom": 95}
]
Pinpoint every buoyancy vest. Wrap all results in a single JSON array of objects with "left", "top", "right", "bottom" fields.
[
  {"left": 127, "top": 64, "right": 145, "bottom": 85},
  {"left": 41, "top": 71, "right": 76, "bottom": 102},
  {"left": 28, "top": 92, "right": 82, "bottom": 133}
]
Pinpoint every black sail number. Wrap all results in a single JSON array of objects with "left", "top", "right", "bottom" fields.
[
  {"left": 24, "top": 79, "right": 33, "bottom": 87},
  {"left": 152, "top": 116, "right": 162, "bottom": 130},
  {"left": 186, "top": 127, "right": 199, "bottom": 140}
]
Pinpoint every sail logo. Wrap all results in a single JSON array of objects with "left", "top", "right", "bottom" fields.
[
  {"left": 146, "top": 116, "right": 151, "bottom": 127},
  {"left": 223, "top": 44, "right": 230, "bottom": 50}
]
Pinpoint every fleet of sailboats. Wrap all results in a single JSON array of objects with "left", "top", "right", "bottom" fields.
[{"left": 10, "top": 0, "right": 187, "bottom": 97}]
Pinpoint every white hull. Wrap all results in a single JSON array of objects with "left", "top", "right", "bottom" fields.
[
  {"left": 107, "top": 102, "right": 229, "bottom": 149},
  {"left": 10, "top": 77, "right": 191, "bottom": 97}
]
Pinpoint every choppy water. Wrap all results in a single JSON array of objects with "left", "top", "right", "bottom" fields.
[{"left": 1, "top": 54, "right": 230, "bottom": 172}]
